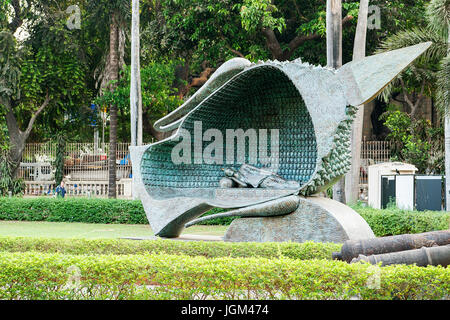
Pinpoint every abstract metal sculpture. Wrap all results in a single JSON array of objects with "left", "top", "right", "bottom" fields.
[{"left": 130, "top": 42, "right": 431, "bottom": 241}]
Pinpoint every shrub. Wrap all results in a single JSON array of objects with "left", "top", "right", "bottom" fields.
[
  {"left": 0, "top": 251, "right": 447, "bottom": 300},
  {"left": 0, "top": 197, "right": 147, "bottom": 224},
  {"left": 353, "top": 205, "right": 450, "bottom": 237},
  {"left": 0, "top": 236, "right": 341, "bottom": 260}
]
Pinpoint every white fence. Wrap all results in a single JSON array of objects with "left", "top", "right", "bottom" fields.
[
  {"left": 25, "top": 179, "right": 132, "bottom": 199},
  {"left": 19, "top": 140, "right": 394, "bottom": 198}
]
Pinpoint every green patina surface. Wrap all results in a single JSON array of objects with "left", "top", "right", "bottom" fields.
[{"left": 141, "top": 66, "right": 318, "bottom": 191}]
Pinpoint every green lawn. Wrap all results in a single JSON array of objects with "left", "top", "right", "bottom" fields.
[{"left": 0, "top": 221, "right": 228, "bottom": 239}]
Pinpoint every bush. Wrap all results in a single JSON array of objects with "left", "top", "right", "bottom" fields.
[
  {"left": 0, "top": 236, "right": 341, "bottom": 260},
  {"left": 0, "top": 197, "right": 147, "bottom": 224},
  {"left": 0, "top": 251, "right": 448, "bottom": 300},
  {"left": 353, "top": 205, "right": 450, "bottom": 237}
]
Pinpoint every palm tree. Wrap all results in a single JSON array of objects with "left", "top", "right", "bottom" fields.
[
  {"left": 377, "top": 0, "right": 449, "bottom": 208},
  {"left": 88, "top": 0, "right": 130, "bottom": 198},
  {"left": 107, "top": 11, "right": 121, "bottom": 199}
]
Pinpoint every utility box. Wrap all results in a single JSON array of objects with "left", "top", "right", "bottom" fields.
[
  {"left": 368, "top": 162, "right": 418, "bottom": 209},
  {"left": 415, "top": 175, "right": 444, "bottom": 211}
]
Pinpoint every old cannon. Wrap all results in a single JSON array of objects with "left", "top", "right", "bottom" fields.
[
  {"left": 332, "top": 230, "right": 450, "bottom": 266},
  {"left": 351, "top": 245, "right": 450, "bottom": 267},
  {"left": 130, "top": 42, "right": 432, "bottom": 242}
]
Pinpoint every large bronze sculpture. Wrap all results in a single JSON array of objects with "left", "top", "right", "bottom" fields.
[{"left": 130, "top": 42, "right": 431, "bottom": 242}]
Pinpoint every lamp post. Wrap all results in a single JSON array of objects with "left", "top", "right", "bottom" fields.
[{"left": 130, "top": 0, "right": 142, "bottom": 147}]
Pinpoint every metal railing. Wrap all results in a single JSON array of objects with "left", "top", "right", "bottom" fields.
[{"left": 359, "top": 138, "right": 393, "bottom": 185}]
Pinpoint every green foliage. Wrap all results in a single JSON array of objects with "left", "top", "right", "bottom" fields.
[
  {"left": 426, "top": 0, "right": 450, "bottom": 38},
  {"left": 436, "top": 55, "right": 450, "bottom": 115},
  {"left": 141, "top": 0, "right": 260, "bottom": 66},
  {"left": 2, "top": 0, "right": 439, "bottom": 143},
  {"left": 1, "top": 1, "right": 96, "bottom": 142},
  {"left": 381, "top": 110, "right": 444, "bottom": 174},
  {"left": 20, "top": 19, "right": 93, "bottom": 138},
  {"left": 352, "top": 204, "right": 450, "bottom": 237},
  {"left": 0, "top": 236, "right": 340, "bottom": 260},
  {"left": 377, "top": 0, "right": 449, "bottom": 114},
  {"left": 95, "top": 62, "right": 182, "bottom": 141},
  {"left": 0, "top": 250, "right": 448, "bottom": 300},
  {"left": 0, "top": 197, "right": 147, "bottom": 224},
  {"left": 0, "top": 31, "right": 21, "bottom": 100},
  {"left": 240, "top": 0, "right": 286, "bottom": 33}
]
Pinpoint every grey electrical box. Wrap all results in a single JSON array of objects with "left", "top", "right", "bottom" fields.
[{"left": 415, "top": 176, "right": 443, "bottom": 211}]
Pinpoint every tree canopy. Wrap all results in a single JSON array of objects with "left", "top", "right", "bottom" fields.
[{"left": 0, "top": 0, "right": 441, "bottom": 145}]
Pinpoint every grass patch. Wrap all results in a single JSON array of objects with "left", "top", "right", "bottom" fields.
[{"left": 0, "top": 221, "right": 227, "bottom": 239}]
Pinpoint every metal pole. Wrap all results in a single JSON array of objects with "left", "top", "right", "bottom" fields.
[
  {"left": 326, "top": 0, "right": 345, "bottom": 202},
  {"left": 130, "top": 0, "right": 141, "bottom": 146},
  {"left": 326, "top": 0, "right": 342, "bottom": 69}
]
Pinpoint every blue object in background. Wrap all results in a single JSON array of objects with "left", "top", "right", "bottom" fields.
[
  {"left": 120, "top": 153, "right": 130, "bottom": 165},
  {"left": 89, "top": 104, "right": 98, "bottom": 127}
]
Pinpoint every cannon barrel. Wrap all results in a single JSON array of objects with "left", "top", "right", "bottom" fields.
[
  {"left": 332, "top": 230, "right": 450, "bottom": 262},
  {"left": 351, "top": 245, "right": 450, "bottom": 267}
]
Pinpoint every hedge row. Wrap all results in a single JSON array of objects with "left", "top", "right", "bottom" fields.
[
  {"left": 354, "top": 205, "right": 450, "bottom": 236},
  {"left": 1, "top": 198, "right": 449, "bottom": 237},
  {"left": 0, "top": 197, "right": 147, "bottom": 224},
  {"left": 0, "top": 251, "right": 448, "bottom": 300},
  {"left": 0, "top": 237, "right": 341, "bottom": 260}
]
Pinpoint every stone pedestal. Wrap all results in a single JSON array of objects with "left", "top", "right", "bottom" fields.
[{"left": 224, "top": 196, "right": 375, "bottom": 243}]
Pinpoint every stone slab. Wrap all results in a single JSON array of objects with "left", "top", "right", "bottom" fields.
[{"left": 224, "top": 196, "right": 375, "bottom": 243}]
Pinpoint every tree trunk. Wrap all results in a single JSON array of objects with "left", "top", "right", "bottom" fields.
[
  {"left": 3, "top": 95, "right": 50, "bottom": 178},
  {"left": 345, "top": 0, "right": 369, "bottom": 204},
  {"left": 326, "top": 0, "right": 345, "bottom": 203},
  {"left": 4, "top": 107, "right": 25, "bottom": 177},
  {"left": 108, "top": 12, "right": 120, "bottom": 199}
]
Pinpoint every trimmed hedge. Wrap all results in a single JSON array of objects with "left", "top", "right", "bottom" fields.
[
  {"left": 1, "top": 198, "right": 449, "bottom": 237},
  {"left": 0, "top": 197, "right": 147, "bottom": 224},
  {"left": 0, "top": 251, "right": 448, "bottom": 300},
  {"left": 354, "top": 205, "right": 450, "bottom": 237},
  {"left": 0, "top": 237, "right": 341, "bottom": 260}
]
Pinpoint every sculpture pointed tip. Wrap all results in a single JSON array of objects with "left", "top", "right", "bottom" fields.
[{"left": 338, "top": 42, "right": 433, "bottom": 106}]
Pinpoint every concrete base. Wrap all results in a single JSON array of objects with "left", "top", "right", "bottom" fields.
[{"left": 224, "top": 196, "right": 375, "bottom": 243}]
